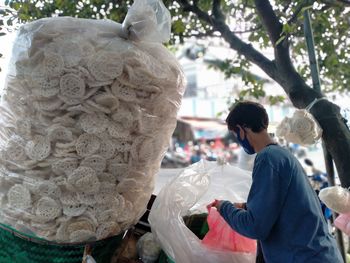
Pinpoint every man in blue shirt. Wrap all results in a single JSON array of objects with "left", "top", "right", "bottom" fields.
[{"left": 211, "top": 101, "right": 343, "bottom": 263}]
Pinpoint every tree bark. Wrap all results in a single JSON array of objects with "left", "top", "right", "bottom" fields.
[
  {"left": 176, "top": 0, "right": 350, "bottom": 187},
  {"left": 254, "top": 0, "right": 350, "bottom": 188}
]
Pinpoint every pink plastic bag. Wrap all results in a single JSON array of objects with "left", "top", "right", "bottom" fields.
[
  {"left": 202, "top": 208, "right": 257, "bottom": 253},
  {"left": 335, "top": 213, "right": 350, "bottom": 236}
]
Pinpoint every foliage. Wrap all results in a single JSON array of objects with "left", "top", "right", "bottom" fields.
[
  {"left": 0, "top": 5, "right": 19, "bottom": 72},
  {"left": 3, "top": 0, "right": 350, "bottom": 98}
]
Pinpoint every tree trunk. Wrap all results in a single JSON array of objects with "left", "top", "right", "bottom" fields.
[{"left": 288, "top": 80, "right": 350, "bottom": 188}]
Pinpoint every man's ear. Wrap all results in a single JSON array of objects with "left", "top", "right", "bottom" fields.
[{"left": 236, "top": 125, "right": 245, "bottom": 139}]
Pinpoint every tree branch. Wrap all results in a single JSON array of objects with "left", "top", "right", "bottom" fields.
[
  {"left": 232, "top": 25, "right": 262, "bottom": 34},
  {"left": 177, "top": 0, "right": 322, "bottom": 104},
  {"left": 212, "top": 0, "right": 225, "bottom": 22},
  {"left": 254, "top": 0, "right": 283, "bottom": 44},
  {"left": 253, "top": 0, "right": 314, "bottom": 95},
  {"left": 319, "top": 0, "right": 350, "bottom": 6},
  {"left": 177, "top": 0, "right": 213, "bottom": 24},
  {"left": 187, "top": 30, "right": 215, "bottom": 38},
  {"left": 215, "top": 23, "right": 277, "bottom": 79},
  {"left": 336, "top": 0, "right": 350, "bottom": 4},
  {"left": 176, "top": 0, "right": 278, "bottom": 83}
]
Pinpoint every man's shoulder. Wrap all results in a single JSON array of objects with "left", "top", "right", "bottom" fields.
[
  {"left": 256, "top": 145, "right": 294, "bottom": 166},
  {"left": 257, "top": 145, "right": 289, "bottom": 158}
]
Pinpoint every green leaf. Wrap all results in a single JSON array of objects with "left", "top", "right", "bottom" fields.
[
  {"left": 301, "top": 5, "right": 313, "bottom": 13},
  {"left": 282, "top": 23, "right": 291, "bottom": 34},
  {"left": 198, "top": 0, "right": 211, "bottom": 11},
  {"left": 173, "top": 19, "right": 185, "bottom": 34},
  {"left": 268, "top": 95, "right": 285, "bottom": 105}
]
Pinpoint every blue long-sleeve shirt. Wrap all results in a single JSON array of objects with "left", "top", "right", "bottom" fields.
[{"left": 219, "top": 145, "right": 343, "bottom": 263}]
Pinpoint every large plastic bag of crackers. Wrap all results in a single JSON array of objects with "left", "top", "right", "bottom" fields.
[{"left": 0, "top": 0, "right": 185, "bottom": 243}]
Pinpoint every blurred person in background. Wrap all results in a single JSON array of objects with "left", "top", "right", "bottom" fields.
[
  {"left": 190, "top": 146, "right": 202, "bottom": 164},
  {"left": 304, "top": 158, "right": 329, "bottom": 191},
  {"left": 304, "top": 158, "right": 332, "bottom": 221}
]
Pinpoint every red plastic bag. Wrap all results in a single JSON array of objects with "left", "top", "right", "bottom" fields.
[{"left": 202, "top": 208, "right": 257, "bottom": 253}]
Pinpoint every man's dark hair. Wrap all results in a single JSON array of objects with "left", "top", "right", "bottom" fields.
[{"left": 226, "top": 101, "right": 269, "bottom": 133}]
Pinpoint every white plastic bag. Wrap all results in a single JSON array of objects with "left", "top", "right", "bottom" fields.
[
  {"left": 0, "top": 0, "right": 185, "bottom": 243},
  {"left": 149, "top": 160, "right": 256, "bottom": 263}
]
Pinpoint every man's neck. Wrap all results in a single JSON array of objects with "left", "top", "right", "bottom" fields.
[{"left": 250, "top": 131, "right": 275, "bottom": 153}]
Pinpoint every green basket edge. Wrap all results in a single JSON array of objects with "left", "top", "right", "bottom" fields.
[
  {"left": 0, "top": 223, "right": 125, "bottom": 263},
  {"left": 0, "top": 223, "right": 123, "bottom": 247}
]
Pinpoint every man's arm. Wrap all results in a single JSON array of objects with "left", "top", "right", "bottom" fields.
[{"left": 218, "top": 156, "right": 290, "bottom": 240}]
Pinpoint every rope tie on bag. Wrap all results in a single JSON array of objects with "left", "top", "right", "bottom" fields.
[
  {"left": 305, "top": 97, "right": 350, "bottom": 132},
  {"left": 305, "top": 97, "right": 328, "bottom": 112}
]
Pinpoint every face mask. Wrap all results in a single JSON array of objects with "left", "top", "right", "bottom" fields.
[{"left": 234, "top": 127, "right": 255, "bottom": 155}]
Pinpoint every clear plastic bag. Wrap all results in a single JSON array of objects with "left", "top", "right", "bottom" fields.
[
  {"left": 202, "top": 208, "right": 256, "bottom": 253},
  {"left": 149, "top": 160, "right": 256, "bottom": 263},
  {"left": 122, "top": 0, "right": 171, "bottom": 43},
  {"left": 319, "top": 186, "right": 350, "bottom": 236},
  {"left": 319, "top": 186, "right": 350, "bottom": 214},
  {"left": 275, "top": 109, "right": 322, "bottom": 146},
  {"left": 0, "top": 0, "right": 185, "bottom": 243}
]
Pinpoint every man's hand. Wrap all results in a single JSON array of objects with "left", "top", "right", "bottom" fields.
[
  {"left": 207, "top": 201, "right": 246, "bottom": 212},
  {"left": 207, "top": 199, "right": 223, "bottom": 211}
]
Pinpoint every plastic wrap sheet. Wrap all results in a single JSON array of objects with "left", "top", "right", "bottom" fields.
[
  {"left": 0, "top": 0, "right": 185, "bottom": 243},
  {"left": 149, "top": 160, "right": 256, "bottom": 263}
]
